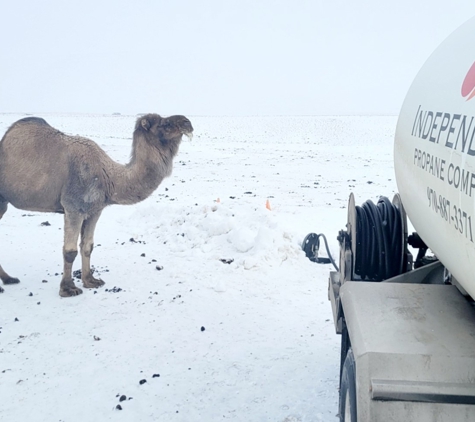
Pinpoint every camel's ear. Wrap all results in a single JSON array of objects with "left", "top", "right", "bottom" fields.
[{"left": 141, "top": 118, "right": 151, "bottom": 131}]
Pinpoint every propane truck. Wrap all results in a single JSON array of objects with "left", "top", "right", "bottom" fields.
[{"left": 304, "top": 16, "right": 475, "bottom": 421}]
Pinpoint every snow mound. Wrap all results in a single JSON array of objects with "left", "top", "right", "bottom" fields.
[{"left": 122, "top": 201, "right": 304, "bottom": 270}]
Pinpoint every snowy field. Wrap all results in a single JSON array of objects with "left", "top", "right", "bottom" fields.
[{"left": 0, "top": 113, "right": 398, "bottom": 422}]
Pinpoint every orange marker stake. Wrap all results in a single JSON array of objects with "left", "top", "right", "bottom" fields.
[{"left": 266, "top": 199, "right": 271, "bottom": 210}]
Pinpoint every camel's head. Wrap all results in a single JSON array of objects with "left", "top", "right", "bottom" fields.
[{"left": 135, "top": 114, "right": 193, "bottom": 149}]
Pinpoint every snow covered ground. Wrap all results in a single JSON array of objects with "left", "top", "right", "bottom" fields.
[{"left": 0, "top": 113, "right": 398, "bottom": 422}]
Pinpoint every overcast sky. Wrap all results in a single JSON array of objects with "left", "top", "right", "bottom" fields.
[{"left": 1, "top": 1, "right": 475, "bottom": 116}]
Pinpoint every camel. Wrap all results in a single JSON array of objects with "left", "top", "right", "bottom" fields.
[{"left": 0, "top": 114, "right": 193, "bottom": 297}]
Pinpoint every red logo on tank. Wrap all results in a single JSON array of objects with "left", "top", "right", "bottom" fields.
[{"left": 462, "top": 62, "right": 475, "bottom": 101}]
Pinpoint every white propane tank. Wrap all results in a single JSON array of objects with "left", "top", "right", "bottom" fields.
[{"left": 395, "top": 16, "right": 475, "bottom": 298}]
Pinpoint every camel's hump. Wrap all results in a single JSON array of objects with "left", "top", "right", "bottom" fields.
[
  {"left": 2, "top": 116, "right": 51, "bottom": 137},
  {"left": 14, "top": 117, "right": 50, "bottom": 126}
]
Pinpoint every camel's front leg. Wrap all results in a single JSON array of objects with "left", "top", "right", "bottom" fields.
[
  {"left": 60, "top": 213, "right": 84, "bottom": 297},
  {"left": 0, "top": 201, "right": 20, "bottom": 291},
  {"left": 80, "top": 211, "right": 105, "bottom": 289}
]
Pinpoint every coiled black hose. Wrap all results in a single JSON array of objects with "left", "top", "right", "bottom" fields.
[{"left": 354, "top": 197, "right": 403, "bottom": 281}]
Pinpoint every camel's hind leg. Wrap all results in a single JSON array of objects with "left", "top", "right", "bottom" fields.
[
  {"left": 59, "top": 212, "right": 84, "bottom": 297},
  {"left": 0, "top": 199, "right": 20, "bottom": 292},
  {"left": 79, "top": 211, "right": 105, "bottom": 289}
]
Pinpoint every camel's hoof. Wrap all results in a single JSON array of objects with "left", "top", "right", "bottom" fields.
[
  {"left": 59, "top": 286, "right": 83, "bottom": 297},
  {"left": 82, "top": 278, "right": 105, "bottom": 289},
  {"left": 3, "top": 277, "right": 20, "bottom": 285}
]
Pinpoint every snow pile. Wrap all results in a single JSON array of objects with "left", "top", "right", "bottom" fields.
[{"left": 125, "top": 200, "right": 303, "bottom": 271}]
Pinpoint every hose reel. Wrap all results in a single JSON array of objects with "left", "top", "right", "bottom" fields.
[{"left": 339, "top": 193, "right": 411, "bottom": 283}]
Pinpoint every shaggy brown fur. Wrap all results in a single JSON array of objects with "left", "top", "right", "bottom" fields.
[{"left": 0, "top": 114, "right": 193, "bottom": 296}]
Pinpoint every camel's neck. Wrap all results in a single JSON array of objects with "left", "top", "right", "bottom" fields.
[{"left": 106, "top": 137, "right": 177, "bottom": 205}]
